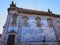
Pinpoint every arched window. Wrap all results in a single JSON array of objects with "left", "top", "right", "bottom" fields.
[
  {"left": 47, "top": 18, "right": 53, "bottom": 27},
  {"left": 22, "top": 16, "right": 28, "bottom": 26},
  {"left": 11, "top": 13, "right": 18, "bottom": 26},
  {"left": 35, "top": 17, "right": 41, "bottom": 27},
  {"left": 59, "top": 26, "right": 60, "bottom": 30},
  {"left": 57, "top": 20, "right": 60, "bottom": 29},
  {"left": 56, "top": 20, "right": 60, "bottom": 25}
]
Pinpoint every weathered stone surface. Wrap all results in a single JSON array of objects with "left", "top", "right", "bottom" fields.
[{"left": 0, "top": 1, "right": 60, "bottom": 45}]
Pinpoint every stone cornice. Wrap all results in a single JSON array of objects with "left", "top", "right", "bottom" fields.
[
  {"left": 17, "top": 8, "right": 60, "bottom": 18},
  {"left": 7, "top": 7, "right": 60, "bottom": 18}
]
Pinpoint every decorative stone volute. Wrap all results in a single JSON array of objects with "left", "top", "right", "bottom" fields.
[
  {"left": 10, "top": 1, "right": 16, "bottom": 8},
  {"left": 7, "top": 1, "right": 16, "bottom": 12}
]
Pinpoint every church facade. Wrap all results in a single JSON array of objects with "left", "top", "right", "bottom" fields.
[{"left": 0, "top": 1, "right": 60, "bottom": 45}]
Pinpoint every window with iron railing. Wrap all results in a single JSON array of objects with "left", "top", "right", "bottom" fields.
[
  {"left": 35, "top": 17, "right": 41, "bottom": 27},
  {"left": 47, "top": 18, "right": 53, "bottom": 27},
  {"left": 22, "top": 16, "right": 28, "bottom": 26}
]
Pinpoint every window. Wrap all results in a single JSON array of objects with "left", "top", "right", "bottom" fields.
[
  {"left": 22, "top": 16, "right": 28, "bottom": 26},
  {"left": 59, "top": 26, "right": 60, "bottom": 30},
  {"left": 56, "top": 20, "right": 60, "bottom": 24},
  {"left": 47, "top": 18, "right": 53, "bottom": 27},
  {"left": 35, "top": 17, "right": 41, "bottom": 27},
  {"left": 11, "top": 13, "right": 18, "bottom": 26}
]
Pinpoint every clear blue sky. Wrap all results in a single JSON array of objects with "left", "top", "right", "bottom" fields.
[{"left": 0, "top": 0, "right": 60, "bottom": 34}]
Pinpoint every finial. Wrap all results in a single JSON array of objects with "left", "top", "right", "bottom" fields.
[
  {"left": 48, "top": 8, "right": 52, "bottom": 13},
  {"left": 10, "top": 1, "right": 16, "bottom": 7},
  {"left": 48, "top": 8, "right": 50, "bottom": 13},
  {"left": 12, "top": 1, "right": 14, "bottom": 5}
]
